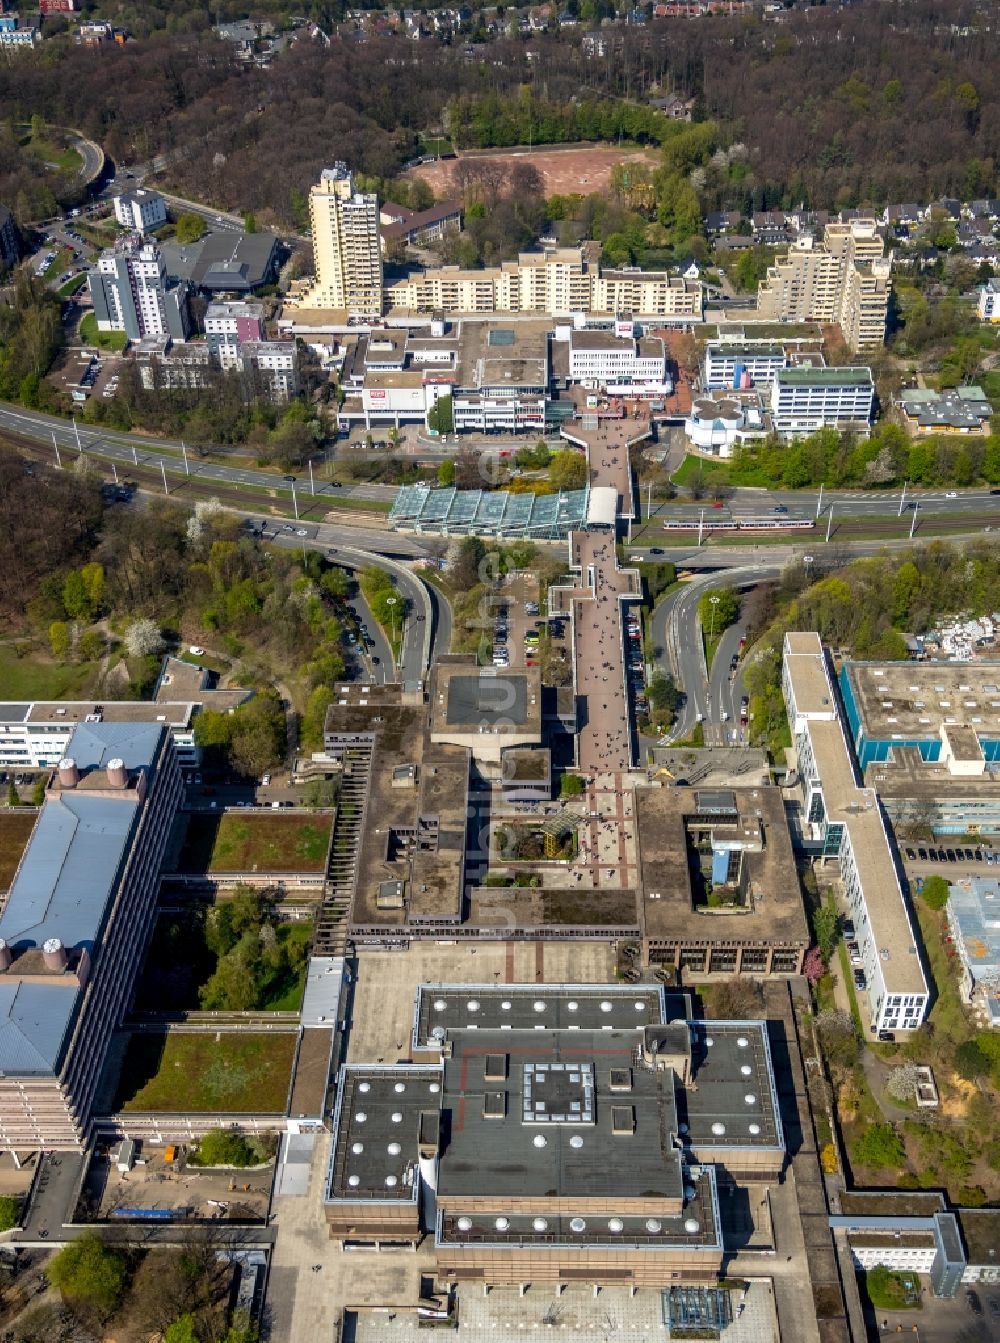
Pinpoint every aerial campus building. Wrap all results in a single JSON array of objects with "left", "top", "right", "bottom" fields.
[
  {"left": 0, "top": 721, "right": 181, "bottom": 1150},
  {"left": 324, "top": 983, "right": 783, "bottom": 1289},
  {"left": 781, "top": 633, "right": 929, "bottom": 1035}
]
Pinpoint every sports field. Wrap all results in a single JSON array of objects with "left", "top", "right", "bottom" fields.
[{"left": 408, "top": 143, "right": 660, "bottom": 197}]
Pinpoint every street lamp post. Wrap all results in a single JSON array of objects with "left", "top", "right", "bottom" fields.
[
  {"left": 708, "top": 593, "right": 721, "bottom": 644},
  {"left": 909, "top": 500, "right": 920, "bottom": 539},
  {"left": 898, "top": 480, "right": 908, "bottom": 517},
  {"left": 825, "top": 507, "right": 834, "bottom": 543},
  {"left": 386, "top": 597, "right": 398, "bottom": 661}
]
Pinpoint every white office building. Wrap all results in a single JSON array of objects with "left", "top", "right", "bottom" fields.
[
  {"left": 0, "top": 702, "right": 201, "bottom": 770},
  {"left": 781, "top": 632, "right": 929, "bottom": 1036},
  {"left": 113, "top": 189, "right": 168, "bottom": 234},
  {"left": 703, "top": 342, "right": 787, "bottom": 391},
  {"left": 770, "top": 367, "right": 874, "bottom": 435},
  {"left": 565, "top": 329, "right": 668, "bottom": 391}
]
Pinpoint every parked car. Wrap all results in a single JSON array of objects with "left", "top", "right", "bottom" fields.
[{"left": 853, "top": 969, "right": 866, "bottom": 991}]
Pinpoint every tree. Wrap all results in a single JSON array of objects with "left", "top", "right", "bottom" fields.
[
  {"left": 919, "top": 874, "right": 950, "bottom": 910},
  {"left": 229, "top": 692, "right": 286, "bottom": 778},
  {"left": 647, "top": 673, "right": 680, "bottom": 715},
  {"left": 48, "top": 619, "right": 69, "bottom": 660},
  {"left": 812, "top": 895, "right": 840, "bottom": 963},
  {"left": 48, "top": 1233, "right": 129, "bottom": 1318},
  {"left": 301, "top": 685, "right": 334, "bottom": 749},
  {"left": 815, "top": 1008, "right": 859, "bottom": 1070},
  {"left": 853, "top": 1122, "right": 905, "bottom": 1170},
  {"left": 437, "top": 459, "right": 456, "bottom": 486},
  {"left": 706, "top": 977, "right": 762, "bottom": 1020},
  {"left": 124, "top": 617, "right": 164, "bottom": 658},
  {"left": 224, "top": 1310, "right": 259, "bottom": 1343},
  {"left": 30, "top": 773, "right": 47, "bottom": 807},
  {"left": 560, "top": 773, "right": 585, "bottom": 797},
  {"left": 164, "top": 1316, "right": 201, "bottom": 1343},
  {"left": 427, "top": 394, "right": 453, "bottom": 435},
  {"left": 955, "top": 1039, "right": 988, "bottom": 1082},
  {"left": 698, "top": 587, "right": 739, "bottom": 638},
  {"left": 548, "top": 449, "right": 588, "bottom": 492},
  {"left": 302, "top": 776, "right": 338, "bottom": 808},
  {"left": 174, "top": 213, "right": 206, "bottom": 244},
  {"left": 451, "top": 536, "right": 486, "bottom": 591}
]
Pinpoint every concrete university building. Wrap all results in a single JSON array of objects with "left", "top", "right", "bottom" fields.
[
  {"left": 0, "top": 721, "right": 181, "bottom": 1150},
  {"left": 324, "top": 983, "right": 784, "bottom": 1289}
]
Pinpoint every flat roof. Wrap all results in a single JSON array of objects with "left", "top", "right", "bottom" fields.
[
  {"left": 682, "top": 1021, "right": 783, "bottom": 1152},
  {"left": 413, "top": 984, "right": 672, "bottom": 1047},
  {"left": 430, "top": 662, "right": 542, "bottom": 739},
  {"left": 946, "top": 877, "right": 1000, "bottom": 975},
  {"left": 867, "top": 746, "right": 1000, "bottom": 798},
  {"left": 162, "top": 230, "right": 278, "bottom": 291},
  {"left": 957, "top": 1208, "right": 1000, "bottom": 1266},
  {"left": 439, "top": 1027, "right": 684, "bottom": 1203},
  {"left": 844, "top": 661, "right": 1000, "bottom": 739},
  {"left": 21, "top": 700, "right": 193, "bottom": 727},
  {"left": 775, "top": 367, "right": 872, "bottom": 387},
  {"left": 455, "top": 319, "right": 550, "bottom": 391},
  {"left": 327, "top": 1064, "right": 442, "bottom": 1202},
  {"left": 635, "top": 785, "right": 810, "bottom": 948}
]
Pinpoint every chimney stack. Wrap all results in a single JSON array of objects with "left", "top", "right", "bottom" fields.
[
  {"left": 58, "top": 758, "right": 79, "bottom": 788},
  {"left": 43, "top": 938, "right": 68, "bottom": 972},
  {"left": 106, "top": 757, "right": 127, "bottom": 789}
]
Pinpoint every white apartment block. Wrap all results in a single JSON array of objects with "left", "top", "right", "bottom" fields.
[
  {"left": 242, "top": 340, "right": 298, "bottom": 400},
  {"left": 703, "top": 342, "right": 787, "bottom": 390},
  {"left": 204, "top": 301, "right": 265, "bottom": 342},
  {"left": 566, "top": 329, "right": 667, "bottom": 387},
  {"left": 978, "top": 280, "right": 1000, "bottom": 322},
  {"left": 90, "top": 239, "right": 189, "bottom": 341},
  {"left": 113, "top": 189, "right": 167, "bottom": 234},
  {"left": 781, "top": 632, "right": 929, "bottom": 1035},
  {"left": 757, "top": 220, "right": 891, "bottom": 352},
  {"left": 295, "top": 163, "right": 383, "bottom": 319},
  {"left": 770, "top": 367, "right": 874, "bottom": 435}
]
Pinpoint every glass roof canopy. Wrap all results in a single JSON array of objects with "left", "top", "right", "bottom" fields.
[{"left": 390, "top": 484, "right": 590, "bottom": 539}]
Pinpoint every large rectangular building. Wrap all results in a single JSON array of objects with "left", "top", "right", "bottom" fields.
[
  {"left": 769, "top": 366, "right": 874, "bottom": 435},
  {"left": 0, "top": 723, "right": 181, "bottom": 1150},
  {"left": 90, "top": 237, "right": 190, "bottom": 341},
  {"left": 293, "top": 164, "right": 383, "bottom": 319},
  {"left": 324, "top": 983, "right": 784, "bottom": 1287},
  {"left": 781, "top": 633, "right": 929, "bottom": 1035}
]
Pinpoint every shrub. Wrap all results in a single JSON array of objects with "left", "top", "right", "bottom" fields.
[
  {"left": 820, "top": 1142, "right": 838, "bottom": 1175},
  {"left": 48, "top": 1233, "right": 128, "bottom": 1317},
  {"left": 919, "top": 875, "right": 950, "bottom": 910},
  {"left": 853, "top": 1122, "right": 906, "bottom": 1171},
  {"left": 192, "top": 1129, "right": 254, "bottom": 1168},
  {"left": 955, "top": 1039, "right": 989, "bottom": 1082},
  {"left": 0, "top": 1195, "right": 19, "bottom": 1230}
]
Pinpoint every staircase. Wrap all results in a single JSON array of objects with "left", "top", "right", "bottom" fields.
[{"left": 314, "top": 743, "right": 372, "bottom": 956}]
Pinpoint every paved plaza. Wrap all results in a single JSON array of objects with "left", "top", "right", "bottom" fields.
[{"left": 350, "top": 1279, "right": 779, "bottom": 1343}]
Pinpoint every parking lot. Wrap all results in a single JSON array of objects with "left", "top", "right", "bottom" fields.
[
  {"left": 491, "top": 571, "right": 542, "bottom": 671},
  {"left": 869, "top": 1282, "right": 1000, "bottom": 1343},
  {"left": 902, "top": 841, "right": 999, "bottom": 871}
]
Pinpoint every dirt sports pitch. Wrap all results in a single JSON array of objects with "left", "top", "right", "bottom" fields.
[{"left": 407, "top": 143, "right": 660, "bottom": 197}]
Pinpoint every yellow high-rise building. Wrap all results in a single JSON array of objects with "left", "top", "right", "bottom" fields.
[{"left": 295, "top": 163, "right": 383, "bottom": 319}]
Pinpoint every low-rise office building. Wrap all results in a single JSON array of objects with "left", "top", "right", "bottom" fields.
[
  {"left": 702, "top": 342, "right": 787, "bottom": 391},
  {"left": 944, "top": 877, "right": 1000, "bottom": 1026},
  {"left": 0, "top": 722, "right": 181, "bottom": 1151},
  {"left": 769, "top": 367, "right": 874, "bottom": 435},
  {"left": 684, "top": 392, "right": 767, "bottom": 458},
  {"left": 563, "top": 327, "right": 668, "bottom": 391},
  {"left": 635, "top": 785, "right": 809, "bottom": 977},
  {"left": 781, "top": 633, "right": 929, "bottom": 1035},
  {"left": 899, "top": 386, "right": 993, "bottom": 434}
]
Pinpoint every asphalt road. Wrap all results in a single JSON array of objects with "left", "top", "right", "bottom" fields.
[{"left": 652, "top": 564, "right": 782, "bottom": 740}]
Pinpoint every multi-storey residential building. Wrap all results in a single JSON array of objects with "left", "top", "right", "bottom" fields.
[
  {"left": 89, "top": 237, "right": 190, "bottom": 341},
  {"left": 387, "top": 247, "right": 702, "bottom": 321},
  {"left": 757, "top": 220, "right": 891, "bottom": 351},
  {"left": 113, "top": 189, "right": 167, "bottom": 234},
  {"left": 977, "top": 279, "right": 1000, "bottom": 322},
  {"left": 769, "top": 367, "right": 874, "bottom": 435},
  {"left": 240, "top": 340, "right": 299, "bottom": 400},
  {"left": 204, "top": 300, "right": 265, "bottom": 345},
  {"left": 781, "top": 632, "right": 929, "bottom": 1036},
  {"left": 295, "top": 163, "right": 383, "bottom": 319},
  {"left": 0, "top": 722, "right": 181, "bottom": 1150},
  {"left": 0, "top": 205, "right": 17, "bottom": 271}
]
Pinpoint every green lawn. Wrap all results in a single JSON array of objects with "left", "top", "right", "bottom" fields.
[
  {"left": 0, "top": 646, "right": 99, "bottom": 700},
  {"left": 672, "top": 454, "right": 731, "bottom": 487},
  {"left": 262, "top": 924, "right": 313, "bottom": 1010},
  {"left": 179, "top": 812, "right": 332, "bottom": 874},
  {"left": 57, "top": 273, "right": 88, "bottom": 298},
  {"left": 980, "top": 370, "right": 1000, "bottom": 409},
  {"left": 79, "top": 311, "right": 128, "bottom": 352},
  {"left": 28, "top": 137, "right": 82, "bottom": 174},
  {"left": 115, "top": 1031, "right": 297, "bottom": 1112},
  {"left": 42, "top": 247, "right": 73, "bottom": 282}
]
